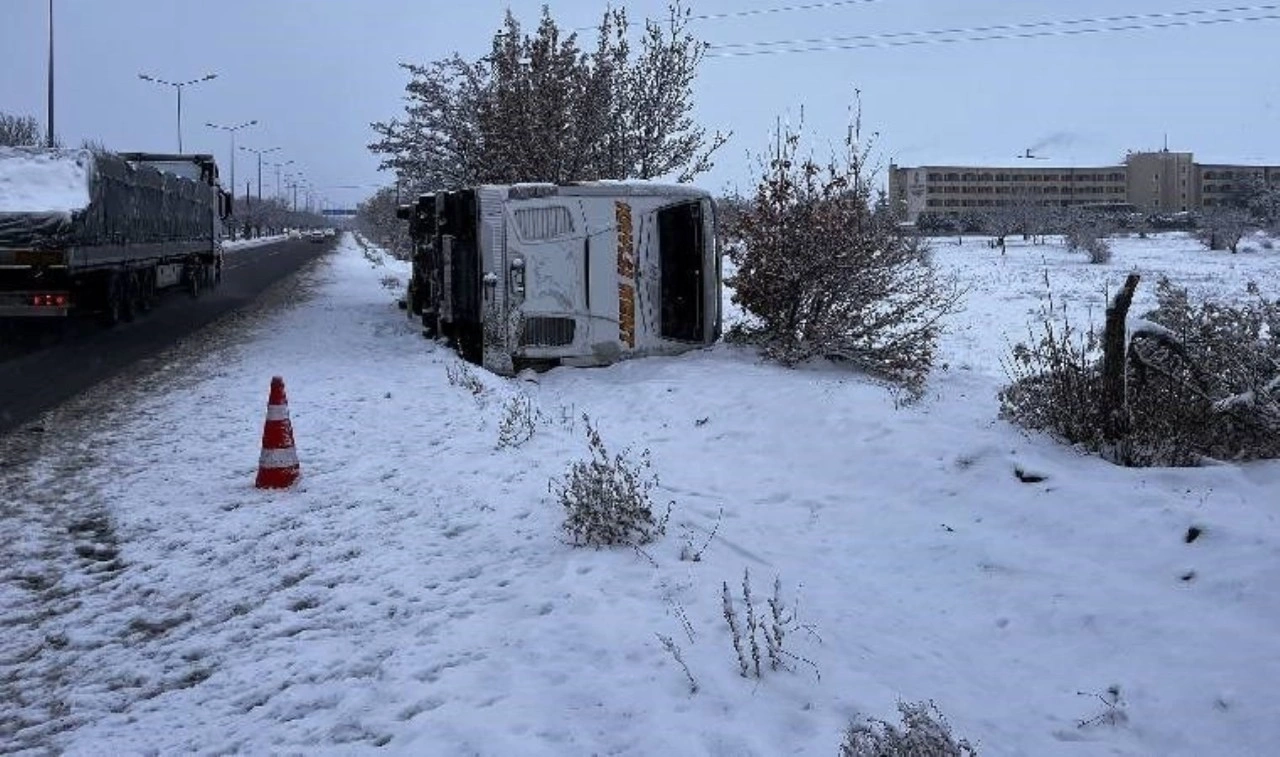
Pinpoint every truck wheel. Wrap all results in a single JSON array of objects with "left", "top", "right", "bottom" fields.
[
  {"left": 139, "top": 270, "right": 156, "bottom": 313},
  {"left": 120, "top": 273, "right": 140, "bottom": 322},
  {"left": 100, "top": 275, "right": 123, "bottom": 327}
]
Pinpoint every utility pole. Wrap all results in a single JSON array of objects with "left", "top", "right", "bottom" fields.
[
  {"left": 138, "top": 72, "right": 218, "bottom": 152},
  {"left": 46, "top": 0, "right": 55, "bottom": 147}
]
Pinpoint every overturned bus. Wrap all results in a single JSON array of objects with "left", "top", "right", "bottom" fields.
[{"left": 399, "top": 183, "right": 721, "bottom": 375}]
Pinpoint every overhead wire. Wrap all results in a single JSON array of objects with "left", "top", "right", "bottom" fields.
[
  {"left": 705, "top": 4, "right": 1280, "bottom": 57},
  {"left": 570, "top": 0, "right": 881, "bottom": 33}
]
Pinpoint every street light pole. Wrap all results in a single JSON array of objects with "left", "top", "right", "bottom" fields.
[
  {"left": 47, "top": 0, "right": 55, "bottom": 147},
  {"left": 206, "top": 120, "right": 256, "bottom": 208},
  {"left": 268, "top": 159, "right": 294, "bottom": 200},
  {"left": 239, "top": 145, "right": 281, "bottom": 203},
  {"left": 138, "top": 72, "right": 218, "bottom": 152}
]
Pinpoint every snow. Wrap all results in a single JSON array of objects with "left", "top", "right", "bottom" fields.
[
  {"left": 0, "top": 147, "right": 94, "bottom": 214},
  {"left": 222, "top": 234, "right": 289, "bottom": 251},
  {"left": 2, "top": 232, "right": 1279, "bottom": 755}
]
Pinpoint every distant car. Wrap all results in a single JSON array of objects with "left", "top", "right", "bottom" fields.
[
  {"left": 323, "top": 228, "right": 336, "bottom": 238},
  {"left": 308, "top": 230, "right": 326, "bottom": 243}
]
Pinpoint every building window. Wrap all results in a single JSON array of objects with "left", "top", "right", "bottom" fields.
[
  {"left": 945, "top": 173, "right": 959, "bottom": 181},
  {"left": 927, "top": 199, "right": 941, "bottom": 207},
  {"left": 928, "top": 173, "right": 942, "bottom": 181}
]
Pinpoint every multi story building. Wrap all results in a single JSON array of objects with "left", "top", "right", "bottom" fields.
[{"left": 888, "top": 150, "right": 1280, "bottom": 223}]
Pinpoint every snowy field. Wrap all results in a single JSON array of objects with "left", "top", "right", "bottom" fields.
[{"left": 1, "top": 231, "right": 1278, "bottom": 755}]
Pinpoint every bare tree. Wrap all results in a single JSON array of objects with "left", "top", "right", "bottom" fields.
[{"left": 1195, "top": 208, "right": 1252, "bottom": 253}]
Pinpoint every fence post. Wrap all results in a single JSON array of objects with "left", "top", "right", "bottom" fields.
[{"left": 1101, "top": 273, "right": 1140, "bottom": 464}]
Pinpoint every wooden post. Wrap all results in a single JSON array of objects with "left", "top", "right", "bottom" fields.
[{"left": 1101, "top": 273, "right": 1140, "bottom": 463}]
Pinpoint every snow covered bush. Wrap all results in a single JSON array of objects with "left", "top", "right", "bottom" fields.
[
  {"left": 839, "top": 700, "right": 978, "bottom": 757},
  {"left": 1000, "top": 276, "right": 1280, "bottom": 466},
  {"left": 551, "top": 415, "right": 670, "bottom": 547},
  {"left": 725, "top": 107, "right": 961, "bottom": 395},
  {"left": 999, "top": 281, "right": 1104, "bottom": 445},
  {"left": 496, "top": 393, "right": 539, "bottom": 449},
  {"left": 1123, "top": 278, "right": 1280, "bottom": 464},
  {"left": 445, "top": 362, "right": 485, "bottom": 396},
  {"left": 721, "top": 568, "right": 818, "bottom": 680},
  {"left": 1061, "top": 212, "right": 1113, "bottom": 264}
]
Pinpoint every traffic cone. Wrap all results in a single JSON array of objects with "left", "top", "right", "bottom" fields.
[{"left": 255, "top": 376, "right": 300, "bottom": 489}]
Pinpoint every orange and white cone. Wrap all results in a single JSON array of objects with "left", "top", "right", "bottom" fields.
[{"left": 255, "top": 376, "right": 300, "bottom": 489}]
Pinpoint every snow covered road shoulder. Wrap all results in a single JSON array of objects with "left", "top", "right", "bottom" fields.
[{"left": 2, "top": 233, "right": 1278, "bottom": 755}]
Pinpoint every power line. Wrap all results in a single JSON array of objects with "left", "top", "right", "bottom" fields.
[
  {"left": 688, "top": 0, "right": 881, "bottom": 23},
  {"left": 706, "top": 7, "right": 1280, "bottom": 57},
  {"left": 570, "top": 0, "right": 881, "bottom": 33},
  {"left": 709, "top": 3, "right": 1278, "bottom": 52}
]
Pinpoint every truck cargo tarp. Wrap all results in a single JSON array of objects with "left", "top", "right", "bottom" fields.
[{"left": 0, "top": 148, "right": 216, "bottom": 251}]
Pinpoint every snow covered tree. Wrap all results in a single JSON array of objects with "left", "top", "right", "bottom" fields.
[
  {"left": 1194, "top": 208, "right": 1251, "bottom": 253},
  {"left": 1226, "top": 174, "right": 1280, "bottom": 229},
  {"left": 726, "top": 105, "right": 961, "bottom": 395},
  {"left": 368, "top": 3, "right": 726, "bottom": 190},
  {"left": 355, "top": 186, "right": 412, "bottom": 259},
  {"left": 0, "top": 112, "right": 43, "bottom": 147}
]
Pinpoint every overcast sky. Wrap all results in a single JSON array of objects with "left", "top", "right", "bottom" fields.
[{"left": 2, "top": 0, "right": 1278, "bottom": 207}]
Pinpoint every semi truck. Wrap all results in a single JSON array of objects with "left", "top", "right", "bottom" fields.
[
  {"left": 0, "top": 147, "right": 231, "bottom": 326},
  {"left": 399, "top": 182, "right": 721, "bottom": 375}
]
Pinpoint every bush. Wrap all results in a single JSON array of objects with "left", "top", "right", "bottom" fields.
[
  {"left": 1000, "top": 277, "right": 1280, "bottom": 465},
  {"left": 840, "top": 700, "right": 978, "bottom": 756},
  {"left": 551, "top": 415, "right": 670, "bottom": 547},
  {"left": 1062, "top": 212, "right": 1113, "bottom": 264},
  {"left": 999, "top": 282, "right": 1103, "bottom": 444},
  {"left": 725, "top": 104, "right": 961, "bottom": 396}
]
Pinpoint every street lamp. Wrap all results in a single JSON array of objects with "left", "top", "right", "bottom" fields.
[
  {"left": 138, "top": 72, "right": 218, "bottom": 152},
  {"left": 46, "top": 0, "right": 55, "bottom": 147},
  {"left": 206, "top": 120, "right": 256, "bottom": 205},
  {"left": 239, "top": 145, "right": 281, "bottom": 203},
  {"left": 268, "top": 159, "right": 294, "bottom": 200}
]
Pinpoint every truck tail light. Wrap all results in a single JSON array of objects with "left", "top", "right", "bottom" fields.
[{"left": 31, "top": 293, "right": 70, "bottom": 307}]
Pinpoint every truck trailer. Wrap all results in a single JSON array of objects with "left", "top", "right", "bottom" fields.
[
  {"left": 0, "top": 147, "right": 231, "bottom": 325},
  {"left": 399, "top": 182, "right": 721, "bottom": 375}
]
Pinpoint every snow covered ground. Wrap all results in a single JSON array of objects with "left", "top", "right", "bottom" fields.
[
  {"left": 1, "top": 231, "right": 1277, "bottom": 755},
  {"left": 222, "top": 234, "right": 289, "bottom": 252}
]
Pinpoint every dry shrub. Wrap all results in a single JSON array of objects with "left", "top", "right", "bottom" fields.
[
  {"left": 840, "top": 700, "right": 978, "bottom": 757},
  {"left": 1001, "top": 276, "right": 1280, "bottom": 465},
  {"left": 551, "top": 415, "right": 670, "bottom": 547}
]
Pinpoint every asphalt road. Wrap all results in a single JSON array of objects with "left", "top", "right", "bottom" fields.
[{"left": 0, "top": 237, "right": 334, "bottom": 435}]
